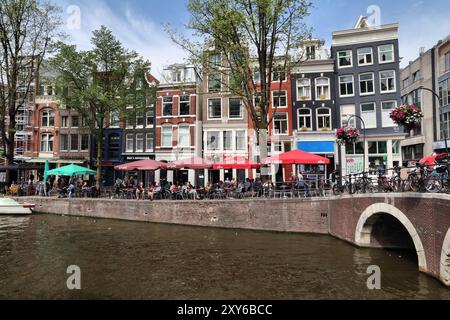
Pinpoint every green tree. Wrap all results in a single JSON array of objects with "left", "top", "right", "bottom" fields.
[
  {"left": 0, "top": 0, "right": 62, "bottom": 186},
  {"left": 168, "top": 0, "right": 312, "bottom": 169},
  {"left": 50, "top": 26, "right": 152, "bottom": 189}
]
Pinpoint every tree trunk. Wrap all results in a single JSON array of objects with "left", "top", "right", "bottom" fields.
[
  {"left": 258, "top": 129, "right": 271, "bottom": 181},
  {"left": 5, "top": 104, "right": 17, "bottom": 187},
  {"left": 95, "top": 130, "right": 104, "bottom": 191}
]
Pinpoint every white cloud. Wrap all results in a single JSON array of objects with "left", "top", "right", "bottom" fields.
[{"left": 59, "top": 0, "right": 187, "bottom": 78}]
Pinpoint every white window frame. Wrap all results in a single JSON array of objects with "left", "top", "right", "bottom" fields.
[
  {"left": 315, "top": 78, "right": 330, "bottom": 100},
  {"left": 126, "top": 134, "right": 134, "bottom": 152},
  {"left": 162, "top": 96, "right": 174, "bottom": 118},
  {"left": 41, "top": 109, "right": 54, "bottom": 128},
  {"left": 40, "top": 133, "right": 54, "bottom": 152},
  {"left": 110, "top": 111, "right": 120, "bottom": 128},
  {"left": 357, "top": 47, "right": 373, "bottom": 66},
  {"left": 206, "top": 131, "right": 220, "bottom": 151},
  {"left": 207, "top": 98, "right": 222, "bottom": 120},
  {"left": 272, "top": 67, "right": 286, "bottom": 82},
  {"left": 135, "top": 133, "right": 144, "bottom": 152},
  {"left": 272, "top": 90, "right": 288, "bottom": 108},
  {"left": 61, "top": 116, "right": 69, "bottom": 128},
  {"left": 135, "top": 114, "right": 144, "bottom": 129},
  {"left": 339, "top": 75, "right": 355, "bottom": 97},
  {"left": 380, "top": 70, "right": 397, "bottom": 93},
  {"left": 145, "top": 133, "right": 154, "bottom": 152},
  {"left": 381, "top": 100, "right": 397, "bottom": 128},
  {"left": 71, "top": 115, "right": 79, "bottom": 128},
  {"left": 235, "top": 130, "right": 246, "bottom": 151},
  {"left": 228, "top": 98, "right": 243, "bottom": 119},
  {"left": 340, "top": 105, "right": 356, "bottom": 127},
  {"left": 337, "top": 50, "right": 353, "bottom": 68},
  {"left": 359, "top": 72, "right": 375, "bottom": 96},
  {"left": 378, "top": 44, "right": 395, "bottom": 64},
  {"left": 178, "top": 124, "right": 191, "bottom": 148},
  {"left": 146, "top": 110, "right": 154, "bottom": 127},
  {"left": 316, "top": 108, "right": 332, "bottom": 131},
  {"left": 297, "top": 78, "right": 311, "bottom": 101},
  {"left": 161, "top": 125, "right": 173, "bottom": 148},
  {"left": 207, "top": 73, "right": 222, "bottom": 93},
  {"left": 273, "top": 112, "right": 289, "bottom": 135},
  {"left": 360, "top": 102, "right": 377, "bottom": 129},
  {"left": 223, "top": 130, "right": 233, "bottom": 151},
  {"left": 179, "top": 95, "right": 191, "bottom": 116},
  {"left": 297, "top": 108, "right": 312, "bottom": 130}
]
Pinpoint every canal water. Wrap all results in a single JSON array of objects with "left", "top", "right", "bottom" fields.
[{"left": 0, "top": 214, "right": 449, "bottom": 300}]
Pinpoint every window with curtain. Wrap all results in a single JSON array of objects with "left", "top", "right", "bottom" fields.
[{"left": 178, "top": 124, "right": 190, "bottom": 147}]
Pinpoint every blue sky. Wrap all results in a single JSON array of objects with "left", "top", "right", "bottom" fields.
[{"left": 58, "top": 0, "right": 450, "bottom": 77}]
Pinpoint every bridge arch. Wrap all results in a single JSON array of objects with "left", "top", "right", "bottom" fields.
[
  {"left": 355, "top": 203, "right": 427, "bottom": 272},
  {"left": 441, "top": 229, "right": 450, "bottom": 286}
]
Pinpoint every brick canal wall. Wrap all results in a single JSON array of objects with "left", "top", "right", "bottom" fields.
[{"left": 24, "top": 197, "right": 330, "bottom": 234}]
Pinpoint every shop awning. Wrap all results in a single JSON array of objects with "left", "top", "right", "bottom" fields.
[
  {"left": 262, "top": 150, "right": 331, "bottom": 165},
  {"left": 297, "top": 141, "right": 335, "bottom": 154}
]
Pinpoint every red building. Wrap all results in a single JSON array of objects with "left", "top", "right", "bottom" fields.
[
  {"left": 248, "top": 64, "right": 294, "bottom": 181},
  {"left": 154, "top": 64, "right": 202, "bottom": 184}
]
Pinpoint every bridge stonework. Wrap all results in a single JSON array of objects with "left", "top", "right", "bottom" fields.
[{"left": 329, "top": 194, "right": 450, "bottom": 286}]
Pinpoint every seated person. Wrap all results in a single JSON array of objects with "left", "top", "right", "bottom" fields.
[
  {"left": 135, "top": 182, "right": 146, "bottom": 200},
  {"left": 147, "top": 183, "right": 157, "bottom": 201},
  {"left": 67, "top": 182, "right": 76, "bottom": 198}
]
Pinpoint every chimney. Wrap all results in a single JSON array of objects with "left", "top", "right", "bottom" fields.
[{"left": 419, "top": 47, "right": 425, "bottom": 55}]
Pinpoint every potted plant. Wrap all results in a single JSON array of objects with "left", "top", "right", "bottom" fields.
[
  {"left": 319, "top": 94, "right": 327, "bottom": 100},
  {"left": 390, "top": 105, "right": 424, "bottom": 131},
  {"left": 301, "top": 127, "right": 309, "bottom": 132},
  {"left": 336, "top": 126, "right": 360, "bottom": 145},
  {"left": 300, "top": 96, "right": 310, "bottom": 101}
]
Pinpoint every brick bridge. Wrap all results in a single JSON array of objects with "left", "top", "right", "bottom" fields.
[
  {"left": 329, "top": 193, "right": 450, "bottom": 287},
  {"left": 23, "top": 193, "right": 450, "bottom": 287}
]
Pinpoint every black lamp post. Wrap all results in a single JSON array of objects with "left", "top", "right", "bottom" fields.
[{"left": 405, "top": 86, "right": 449, "bottom": 168}]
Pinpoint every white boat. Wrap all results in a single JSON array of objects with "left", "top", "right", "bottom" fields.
[{"left": 0, "top": 198, "right": 35, "bottom": 215}]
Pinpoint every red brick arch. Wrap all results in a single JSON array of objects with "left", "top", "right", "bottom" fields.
[{"left": 354, "top": 202, "right": 428, "bottom": 272}]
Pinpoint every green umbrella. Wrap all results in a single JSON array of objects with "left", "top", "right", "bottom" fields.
[
  {"left": 46, "top": 164, "right": 97, "bottom": 177},
  {"left": 43, "top": 160, "right": 50, "bottom": 182}
]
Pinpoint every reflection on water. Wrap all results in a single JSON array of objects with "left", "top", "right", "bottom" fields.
[{"left": 0, "top": 214, "right": 449, "bottom": 300}]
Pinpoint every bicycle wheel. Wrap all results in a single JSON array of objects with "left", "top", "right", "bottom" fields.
[
  {"left": 392, "top": 177, "right": 403, "bottom": 192},
  {"left": 332, "top": 184, "right": 341, "bottom": 196},
  {"left": 425, "top": 175, "right": 442, "bottom": 193}
]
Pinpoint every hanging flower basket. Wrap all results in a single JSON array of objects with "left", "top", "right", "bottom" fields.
[
  {"left": 336, "top": 126, "right": 360, "bottom": 145},
  {"left": 390, "top": 105, "right": 423, "bottom": 131}
]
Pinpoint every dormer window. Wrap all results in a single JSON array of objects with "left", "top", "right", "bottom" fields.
[
  {"left": 171, "top": 70, "right": 182, "bottom": 82},
  {"left": 306, "top": 46, "right": 316, "bottom": 60}
]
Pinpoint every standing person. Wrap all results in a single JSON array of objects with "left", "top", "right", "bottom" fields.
[{"left": 329, "top": 170, "right": 338, "bottom": 189}]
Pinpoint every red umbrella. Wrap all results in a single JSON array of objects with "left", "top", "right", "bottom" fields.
[
  {"left": 419, "top": 154, "right": 447, "bottom": 166},
  {"left": 167, "top": 157, "right": 213, "bottom": 170},
  {"left": 213, "top": 156, "right": 260, "bottom": 170},
  {"left": 262, "top": 150, "right": 331, "bottom": 165},
  {"left": 114, "top": 159, "right": 167, "bottom": 171}
]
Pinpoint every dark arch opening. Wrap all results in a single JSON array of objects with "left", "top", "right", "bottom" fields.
[{"left": 365, "top": 213, "right": 417, "bottom": 263}]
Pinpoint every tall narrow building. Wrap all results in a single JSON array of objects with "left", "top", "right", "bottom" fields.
[{"left": 332, "top": 17, "right": 404, "bottom": 175}]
